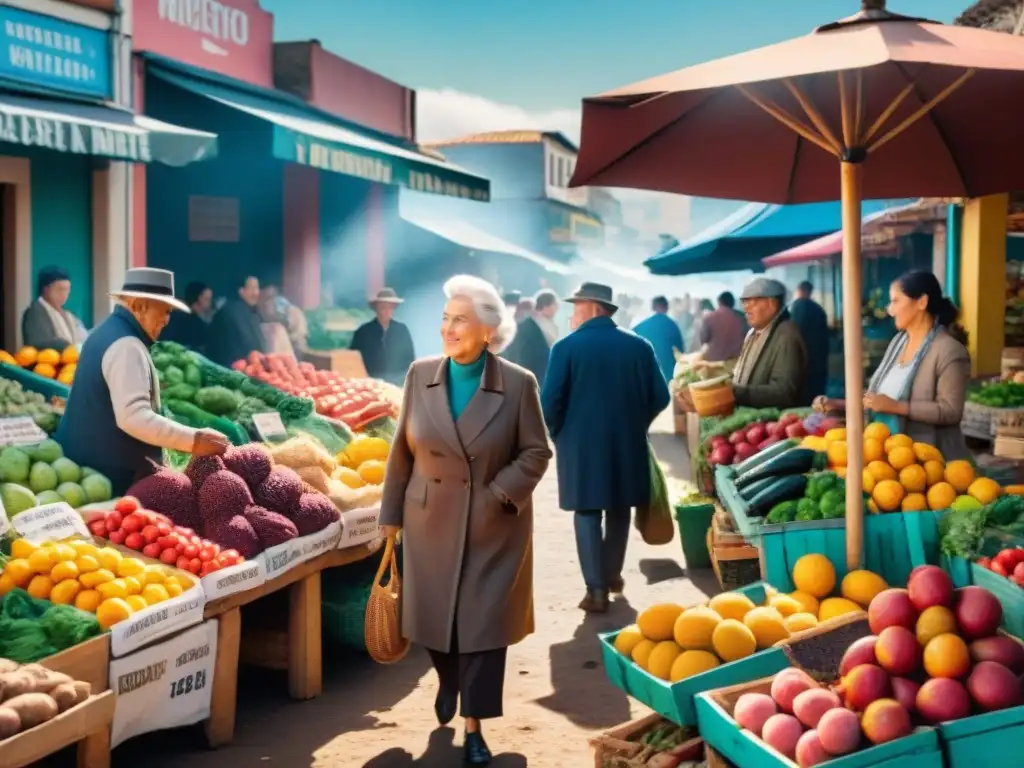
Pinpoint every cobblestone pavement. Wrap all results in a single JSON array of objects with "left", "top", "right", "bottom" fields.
[{"left": 111, "top": 411, "right": 717, "bottom": 768}]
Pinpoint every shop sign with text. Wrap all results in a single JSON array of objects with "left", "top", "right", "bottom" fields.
[
  {"left": 134, "top": 0, "right": 274, "bottom": 88},
  {"left": 0, "top": 6, "right": 111, "bottom": 99},
  {"left": 0, "top": 107, "right": 152, "bottom": 162}
]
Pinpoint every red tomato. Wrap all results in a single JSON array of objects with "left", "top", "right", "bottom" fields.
[
  {"left": 188, "top": 558, "right": 202, "bottom": 574},
  {"left": 198, "top": 546, "right": 217, "bottom": 562},
  {"left": 177, "top": 527, "right": 195, "bottom": 538},
  {"left": 114, "top": 497, "right": 139, "bottom": 515},
  {"left": 155, "top": 521, "right": 172, "bottom": 536},
  {"left": 995, "top": 550, "right": 1017, "bottom": 572},
  {"left": 142, "top": 542, "right": 161, "bottom": 559},
  {"left": 108, "top": 529, "right": 127, "bottom": 545},
  {"left": 124, "top": 532, "right": 144, "bottom": 550},
  {"left": 977, "top": 556, "right": 991, "bottom": 569},
  {"left": 159, "top": 547, "right": 179, "bottom": 565},
  {"left": 174, "top": 555, "right": 190, "bottom": 571},
  {"left": 220, "top": 549, "right": 240, "bottom": 562},
  {"left": 157, "top": 535, "right": 177, "bottom": 549},
  {"left": 200, "top": 561, "right": 219, "bottom": 577},
  {"left": 1014, "top": 562, "right": 1024, "bottom": 582},
  {"left": 104, "top": 511, "right": 123, "bottom": 533},
  {"left": 182, "top": 543, "right": 198, "bottom": 558},
  {"left": 189, "top": 535, "right": 202, "bottom": 546},
  {"left": 141, "top": 525, "right": 160, "bottom": 544},
  {"left": 992, "top": 560, "right": 1009, "bottom": 577},
  {"left": 120, "top": 513, "right": 143, "bottom": 533},
  {"left": 88, "top": 519, "right": 107, "bottom": 537}
]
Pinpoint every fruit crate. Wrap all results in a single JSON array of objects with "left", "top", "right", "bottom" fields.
[
  {"left": 708, "top": 516, "right": 762, "bottom": 591},
  {"left": 695, "top": 676, "right": 943, "bottom": 768},
  {"left": 589, "top": 713, "right": 703, "bottom": 768},
  {"left": 598, "top": 582, "right": 791, "bottom": 726},
  {"left": 0, "top": 361, "right": 71, "bottom": 401},
  {"left": 714, "top": 466, "right": 763, "bottom": 539}
]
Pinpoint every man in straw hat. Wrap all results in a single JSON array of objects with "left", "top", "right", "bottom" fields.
[
  {"left": 350, "top": 287, "right": 416, "bottom": 384},
  {"left": 541, "top": 282, "right": 670, "bottom": 613},
  {"left": 56, "top": 268, "right": 229, "bottom": 495}
]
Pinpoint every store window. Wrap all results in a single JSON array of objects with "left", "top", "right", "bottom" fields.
[
  {"left": 548, "top": 152, "right": 557, "bottom": 188},
  {"left": 188, "top": 196, "right": 240, "bottom": 243}
]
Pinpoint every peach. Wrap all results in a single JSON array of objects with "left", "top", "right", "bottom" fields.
[
  {"left": 761, "top": 713, "right": 803, "bottom": 759},
  {"left": 840, "top": 664, "right": 891, "bottom": 711},
  {"left": 916, "top": 678, "right": 971, "bottom": 723},
  {"left": 969, "top": 636, "right": 1024, "bottom": 674},
  {"left": 906, "top": 565, "right": 954, "bottom": 612},
  {"left": 868, "top": 589, "right": 918, "bottom": 634},
  {"left": 838, "top": 635, "right": 878, "bottom": 676},
  {"left": 734, "top": 692, "right": 778, "bottom": 736},
  {"left": 889, "top": 677, "right": 920, "bottom": 713},
  {"left": 874, "top": 626, "right": 921, "bottom": 676},
  {"left": 816, "top": 707, "right": 861, "bottom": 756},
  {"left": 771, "top": 669, "right": 815, "bottom": 713},
  {"left": 955, "top": 586, "right": 1003, "bottom": 640},
  {"left": 967, "top": 661, "right": 1022, "bottom": 712},
  {"left": 861, "top": 699, "right": 912, "bottom": 745},
  {"left": 795, "top": 730, "right": 830, "bottom": 767},
  {"left": 792, "top": 688, "right": 841, "bottom": 728}
]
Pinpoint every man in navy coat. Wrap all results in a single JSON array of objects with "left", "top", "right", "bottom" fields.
[{"left": 541, "top": 283, "right": 671, "bottom": 613}]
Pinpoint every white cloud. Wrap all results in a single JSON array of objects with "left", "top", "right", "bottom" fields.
[{"left": 415, "top": 88, "right": 694, "bottom": 240}]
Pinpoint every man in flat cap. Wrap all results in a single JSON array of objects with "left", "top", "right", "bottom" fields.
[{"left": 682, "top": 277, "right": 806, "bottom": 410}]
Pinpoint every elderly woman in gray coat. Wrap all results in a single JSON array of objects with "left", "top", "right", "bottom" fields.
[
  {"left": 379, "top": 274, "right": 552, "bottom": 766},
  {"left": 815, "top": 270, "right": 971, "bottom": 460}
]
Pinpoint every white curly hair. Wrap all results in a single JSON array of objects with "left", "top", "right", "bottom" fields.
[{"left": 443, "top": 274, "right": 517, "bottom": 354}]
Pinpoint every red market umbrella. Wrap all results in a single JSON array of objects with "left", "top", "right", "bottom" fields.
[{"left": 571, "top": 0, "right": 1024, "bottom": 568}]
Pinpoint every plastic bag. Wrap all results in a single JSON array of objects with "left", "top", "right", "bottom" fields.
[{"left": 634, "top": 442, "right": 675, "bottom": 546}]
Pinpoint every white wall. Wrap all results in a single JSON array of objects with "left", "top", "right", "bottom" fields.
[{"left": 543, "top": 137, "right": 588, "bottom": 209}]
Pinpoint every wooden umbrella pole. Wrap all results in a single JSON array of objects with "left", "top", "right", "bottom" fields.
[{"left": 840, "top": 161, "right": 866, "bottom": 569}]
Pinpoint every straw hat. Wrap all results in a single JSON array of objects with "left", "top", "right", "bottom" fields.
[
  {"left": 369, "top": 287, "right": 404, "bottom": 308},
  {"left": 111, "top": 268, "right": 189, "bottom": 313}
]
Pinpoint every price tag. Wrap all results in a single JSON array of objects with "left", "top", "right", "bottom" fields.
[
  {"left": 109, "top": 582, "right": 206, "bottom": 658},
  {"left": 109, "top": 620, "right": 218, "bottom": 747},
  {"left": 338, "top": 506, "right": 381, "bottom": 549},
  {"left": 251, "top": 411, "right": 287, "bottom": 441},
  {"left": 11, "top": 502, "right": 91, "bottom": 544},
  {"left": 0, "top": 416, "right": 47, "bottom": 446},
  {"left": 262, "top": 520, "right": 342, "bottom": 580},
  {"left": 200, "top": 557, "right": 266, "bottom": 601}
]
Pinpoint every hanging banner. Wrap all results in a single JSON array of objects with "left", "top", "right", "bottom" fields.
[{"left": 109, "top": 620, "right": 218, "bottom": 747}]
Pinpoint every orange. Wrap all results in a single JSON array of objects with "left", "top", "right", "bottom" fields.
[
  {"left": 824, "top": 427, "right": 847, "bottom": 443},
  {"left": 901, "top": 493, "right": 928, "bottom": 511},
  {"left": 884, "top": 434, "right": 914, "bottom": 453},
  {"left": 33, "top": 363, "right": 57, "bottom": 379},
  {"left": 3, "top": 558, "right": 33, "bottom": 586},
  {"left": 862, "top": 469, "right": 877, "bottom": 495},
  {"left": 60, "top": 346, "right": 79, "bottom": 365},
  {"left": 863, "top": 422, "right": 891, "bottom": 442},
  {"left": 923, "top": 460, "right": 945, "bottom": 487},
  {"left": 898, "top": 464, "right": 927, "bottom": 494},
  {"left": 74, "top": 589, "right": 102, "bottom": 613},
  {"left": 36, "top": 348, "right": 60, "bottom": 366},
  {"left": 835, "top": 466, "right": 847, "bottom": 479},
  {"left": 916, "top": 606, "right": 957, "bottom": 647},
  {"left": 142, "top": 583, "right": 170, "bottom": 605},
  {"left": 50, "top": 561, "right": 79, "bottom": 583},
  {"left": 0, "top": 350, "right": 15, "bottom": 365},
  {"left": 872, "top": 479, "right": 905, "bottom": 512},
  {"left": 913, "top": 442, "right": 943, "bottom": 463},
  {"left": 27, "top": 575, "right": 54, "bottom": 600},
  {"left": 923, "top": 633, "right": 971, "bottom": 678},
  {"left": 944, "top": 461, "right": 976, "bottom": 494},
  {"left": 96, "top": 598, "right": 132, "bottom": 630},
  {"left": 126, "top": 595, "right": 149, "bottom": 612},
  {"left": 165, "top": 580, "right": 183, "bottom": 598},
  {"left": 887, "top": 446, "right": 917, "bottom": 471},
  {"left": 75, "top": 555, "right": 100, "bottom": 574},
  {"left": 927, "top": 482, "right": 956, "bottom": 511},
  {"left": 867, "top": 460, "right": 898, "bottom": 482},
  {"left": 968, "top": 477, "right": 1001, "bottom": 505},
  {"left": 57, "top": 366, "right": 75, "bottom": 385},
  {"left": 827, "top": 441, "right": 848, "bottom": 468},
  {"left": 863, "top": 438, "right": 885, "bottom": 463},
  {"left": 49, "top": 579, "right": 81, "bottom": 605},
  {"left": 14, "top": 346, "right": 37, "bottom": 367},
  {"left": 0, "top": 574, "right": 17, "bottom": 596}
]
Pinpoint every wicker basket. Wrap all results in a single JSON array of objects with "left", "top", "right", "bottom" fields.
[
  {"left": 365, "top": 535, "right": 410, "bottom": 664},
  {"left": 689, "top": 376, "right": 735, "bottom": 417}
]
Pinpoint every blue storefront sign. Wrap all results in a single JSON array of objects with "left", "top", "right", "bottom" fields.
[{"left": 0, "top": 6, "right": 111, "bottom": 100}]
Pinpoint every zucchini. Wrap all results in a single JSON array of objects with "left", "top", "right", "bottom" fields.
[
  {"left": 733, "top": 439, "right": 798, "bottom": 479},
  {"left": 739, "top": 476, "right": 779, "bottom": 503},
  {"left": 735, "top": 448, "right": 825, "bottom": 489},
  {"left": 748, "top": 475, "right": 809, "bottom": 516}
]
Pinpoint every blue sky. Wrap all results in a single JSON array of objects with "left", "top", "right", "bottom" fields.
[{"left": 263, "top": 0, "right": 969, "bottom": 110}]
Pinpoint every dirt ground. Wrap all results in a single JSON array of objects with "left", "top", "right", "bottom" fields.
[{"left": 110, "top": 411, "right": 718, "bottom": 768}]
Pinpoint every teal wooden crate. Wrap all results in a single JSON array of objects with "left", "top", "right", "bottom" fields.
[
  {"left": 969, "top": 563, "right": 1024, "bottom": 639},
  {"left": 938, "top": 704, "right": 1024, "bottom": 768},
  {"left": 715, "top": 466, "right": 763, "bottom": 539},
  {"left": 696, "top": 682, "right": 944, "bottom": 768},
  {"left": 599, "top": 582, "right": 790, "bottom": 725},
  {"left": 0, "top": 361, "right": 71, "bottom": 400}
]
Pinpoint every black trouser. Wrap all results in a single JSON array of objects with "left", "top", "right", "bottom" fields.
[{"left": 426, "top": 628, "right": 508, "bottom": 720}]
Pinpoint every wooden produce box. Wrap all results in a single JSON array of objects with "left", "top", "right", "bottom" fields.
[
  {"left": 706, "top": 516, "right": 761, "bottom": 591},
  {"left": 589, "top": 713, "right": 703, "bottom": 768},
  {"left": 299, "top": 349, "right": 368, "bottom": 378},
  {"left": 40, "top": 633, "right": 110, "bottom": 695},
  {"left": 0, "top": 691, "right": 116, "bottom": 768}
]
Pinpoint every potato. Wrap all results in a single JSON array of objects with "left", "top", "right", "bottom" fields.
[
  {"left": 1, "top": 693, "right": 58, "bottom": 729},
  {"left": 49, "top": 683, "right": 78, "bottom": 713},
  {"left": 0, "top": 707, "right": 20, "bottom": 740},
  {"left": 71, "top": 681, "right": 91, "bottom": 705},
  {"left": 0, "top": 659, "right": 19, "bottom": 675},
  {"left": 0, "top": 672, "right": 36, "bottom": 701},
  {"left": 18, "top": 665, "right": 71, "bottom": 694}
]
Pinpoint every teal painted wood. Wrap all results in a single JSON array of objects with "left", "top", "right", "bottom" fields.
[
  {"left": 599, "top": 583, "right": 791, "bottom": 726},
  {"left": 937, "top": 704, "right": 1024, "bottom": 768},
  {"left": 942, "top": 555, "right": 973, "bottom": 588},
  {"left": 0, "top": 362, "right": 70, "bottom": 400},
  {"left": 715, "top": 466, "right": 763, "bottom": 539},
  {"left": 696, "top": 690, "right": 944, "bottom": 767},
  {"left": 971, "top": 564, "right": 1024, "bottom": 638}
]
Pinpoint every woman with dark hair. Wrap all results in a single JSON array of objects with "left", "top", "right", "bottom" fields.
[
  {"left": 21, "top": 267, "right": 89, "bottom": 351},
  {"left": 160, "top": 281, "right": 213, "bottom": 353},
  {"left": 814, "top": 270, "right": 971, "bottom": 460}
]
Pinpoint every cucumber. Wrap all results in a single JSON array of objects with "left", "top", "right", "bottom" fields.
[
  {"left": 735, "top": 448, "right": 825, "bottom": 489},
  {"left": 733, "top": 439, "right": 798, "bottom": 479},
  {"left": 739, "top": 476, "right": 779, "bottom": 503},
  {"left": 748, "top": 475, "right": 809, "bottom": 516}
]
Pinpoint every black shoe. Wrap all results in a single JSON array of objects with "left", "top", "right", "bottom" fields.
[
  {"left": 464, "top": 731, "right": 492, "bottom": 766},
  {"left": 608, "top": 576, "right": 625, "bottom": 595},
  {"left": 434, "top": 688, "right": 457, "bottom": 726},
  {"left": 578, "top": 588, "right": 610, "bottom": 613}
]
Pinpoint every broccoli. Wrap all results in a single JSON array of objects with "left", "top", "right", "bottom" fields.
[
  {"left": 795, "top": 497, "right": 822, "bottom": 521},
  {"left": 806, "top": 472, "right": 839, "bottom": 502},
  {"left": 766, "top": 500, "right": 798, "bottom": 524},
  {"left": 819, "top": 489, "right": 845, "bottom": 519}
]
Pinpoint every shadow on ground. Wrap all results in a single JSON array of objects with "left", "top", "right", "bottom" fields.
[
  {"left": 536, "top": 600, "right": 638, "bottom": 729},
  {"left": 638, "top": 557, "right": 721, "bottom": 597},
  {"left": 362, "top": 727, "right": 527, "bottom": 767}
]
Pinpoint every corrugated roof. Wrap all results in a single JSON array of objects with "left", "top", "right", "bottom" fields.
[
  {"left": 956, "top": 0, "right": 1022, "bottom": 29},
  {"left": 426, "top": 130, "right": 578, "bottom": 153}
]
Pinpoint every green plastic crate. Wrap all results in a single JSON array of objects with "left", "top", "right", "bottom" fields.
[
  {"left": 675, "top": 501, "right": 715, "bottom": 570},
  {"left": 695, "top": 685, "right": 944, "bottom": 768},
  {"left": 599, "top": 582, "right": 791, "bottom": 726}
]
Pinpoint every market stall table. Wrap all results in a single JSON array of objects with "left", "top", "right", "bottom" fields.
[
  {"left": 0, "top": 691, "right": 116, "bottom": 768},
  {"left": 200, "top": 539, "right": 385, "bottom": 747}
]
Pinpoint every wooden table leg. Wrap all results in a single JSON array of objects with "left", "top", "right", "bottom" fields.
[
  {"left": 288, "top": 570, "right": 322, "bottom": 700},
  {"left": 205, "top": 608, "right": 242, "bottom": 748},
  {"left": 77, "top": 725, "right": 111, "bottom": 768}
]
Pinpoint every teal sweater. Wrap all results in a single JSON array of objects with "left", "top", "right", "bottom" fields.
[{"left": 447, "top": 354, "right": 486, "bottom": 421}]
